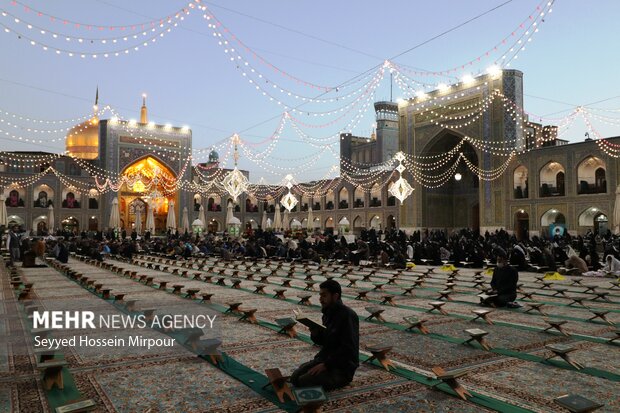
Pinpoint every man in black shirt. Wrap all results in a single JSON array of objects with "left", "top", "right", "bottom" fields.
[
  {"left": 481, "top": 249, "right": 518, "bottom": 307},
  {"left": 291, "top": 280, "right": 359, "bottom": 390}
]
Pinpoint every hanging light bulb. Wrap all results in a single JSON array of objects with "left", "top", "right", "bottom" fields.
[
  {"left": 389, "top": 152, "right": 413, "bottom": 204},
  {"left": 454, "top": 173, "right": 462, "bottom": 181}
]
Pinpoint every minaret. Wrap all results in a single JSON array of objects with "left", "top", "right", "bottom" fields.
[
  {"left": 140, "top": 93, "right": 148, "bottom": 124},
  {"left": 374, "top": 101, "right": 399, "bottom": 162}
]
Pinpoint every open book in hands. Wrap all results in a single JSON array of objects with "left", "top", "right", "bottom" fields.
[{"left": 293, "top": 308, "right": 325, "bottom": 332}]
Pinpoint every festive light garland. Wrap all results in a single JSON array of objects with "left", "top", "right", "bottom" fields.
[
  {"left": 7, "top": 0, "right": 195, "bottom": 31},
  {"left": 0, "top": 4, "right": 192, "bottom": 58},
  {"left": 0, "top": 8, "right": 187, "bottom": 43}
]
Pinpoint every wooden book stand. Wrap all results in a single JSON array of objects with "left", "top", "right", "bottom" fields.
[
  {"left": 364, "top": 346, "right": 394, "bottom": 371},
  {"left": 473, "top": 280, "right": 486, "bottom": 289},
  {"left": 365, "top": 306, "right": 386, "bottom": 322},
  {"left": 239, "top": 309, "right": 258, "bottom": 324},
  {"left": 172, "top": 285, "right": 184, "bottom": 295},
  {"left": 588, "top": 310, "right": 612, "bottom": 325},
  {"left": 37, "top": 360, "right": 67, "bottom": 390},
  {"left": 404, "top": 316, "right": 429, "bottom": 334},
  {"left": 412, "top": 279, "right": 424, "bottom": 287},
  {"left": 274, "top": 289, "right": 287, "bottom": 299},
  {"left": 372, "top": 283, "right": 385, "bottom": 292},
  {"left": 298, "top": 295, "right": 312, "bottom": 306},
  {"left": 542, "top": 319, "right": 570, "bottom": 336},
  {"left": 185, "top": 289, "right": 200, "bottom": 299},
  {"left": 521, "top": 291, "right": 535, "bottom": 300},
  {"left": 184, "top": 329, "right": 204, "bottom": 351},
  {"left": 568, "top": 296, "right": 586, "bottom": 306},
  {"left": 201, "top": 293, "right": 214, "bottom": 303},
  {"left": 275, "top": 318, "right": 298, "bottom": 338},
  {"left": 380, "top": 295, "right": 396, "bottom": 306},
  {"left": 304, "top": 282, "right": 317, "bottom": 291},
  {"left": 545, "top": 344, "right": 583, "bottom": 369},
  {"left": 142, "top": 309, "right": 156, "bottom": 322},
  {"left": 437, "top": 290, "right": 453, "bottom": 301},
  {"left": 263, "top": 368, "right": 294, "bottom": 402},
  {"left": 355, "top": 290, "right": 369, "bottom": 300},
  {"left": 124, "top": 299, "right": 138, "bottom": 312},
  {"left": 226, "top": 302, "right": 243, "bottom": 314},
  {"left": 202, "top": 339, "right": 223, "bottom": 365},
  {"left": 431, "top": 366, "right": 472, "bottom": 401},
  {"left": 541, "top": 281, "right": 554, "bottom": 290},
  {"left": 402, "top": 286, "right": 415, "bottom": 296},
  {"left": 428, "top": 301, "right": 448, "bottom": 315},
  {"left": 592, "top": 291, "right": 610, "bottom": 301},
  {"left": 34, "top": 348, "right": 58, "bottom": 363},
  {"left": 254, "top": 284, "right": 267, "bottom": 294},
  {"left": 471, "top": 309, "right": 494, "bottom": 325},
  {"left": 463, "top": 328, "right": 492, "bottom": 350},
  {"left": 524, "top": 302, "right": 546, "bottom": 315}
]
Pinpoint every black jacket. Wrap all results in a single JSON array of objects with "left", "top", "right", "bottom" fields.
[
  {"left": 491, "top": 265, "right": 518, "bottom": 300},
  {"left": 310, "top": 300, "right": 359, "bottom": 379}
]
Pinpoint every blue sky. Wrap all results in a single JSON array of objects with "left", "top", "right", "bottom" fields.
[{"left": 1, "top": 0, "right": 619, "bottom": 182}]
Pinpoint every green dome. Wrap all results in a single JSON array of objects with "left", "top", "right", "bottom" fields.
[{"left": 208, "top": 149, "right": 219, "bottom": 163}]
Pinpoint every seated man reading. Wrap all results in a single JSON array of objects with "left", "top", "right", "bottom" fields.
[
  {"left": 480, "top": 249, "right": 518, "bottom": 307},
  {"left": 291, "top": 280, "right": 359, "bottom": 391}
]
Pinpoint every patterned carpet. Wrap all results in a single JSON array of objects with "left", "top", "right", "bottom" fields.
[{"left": 3, "top": 254, "right": 619, "bottom": 412}]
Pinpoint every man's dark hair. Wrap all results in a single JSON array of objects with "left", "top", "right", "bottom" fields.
[{"left": 319, "top": 279, "right": 342, "bottom": 298}]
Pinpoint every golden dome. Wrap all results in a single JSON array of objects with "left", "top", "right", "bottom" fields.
[{"left": 66, "top": 113, "right": 99, "bottom": 160}]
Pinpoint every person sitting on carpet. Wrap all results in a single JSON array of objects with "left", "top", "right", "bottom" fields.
[
  {"left": 562, "top": 254, "right": 588, "bottom": 275},
  {"left": 480, "top": 248, "right": 518, "bottom": 307},
  {"left": 585, "top": 254, "right": 620, "bottom": 277},
  {"left": 291, "top": 279, "right": 359, "bottom": 391}
]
